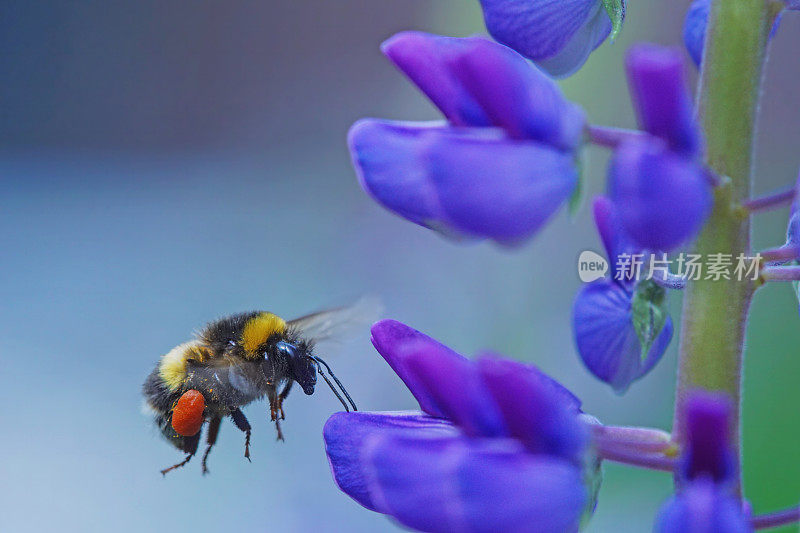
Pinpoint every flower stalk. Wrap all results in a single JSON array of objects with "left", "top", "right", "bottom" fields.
[
  {"left": 589, "top": 423, "right": 674, "bottom": 454},
  {"left": 594, "top": 443, "right": 677, "bottom": 473},
  {"left": 673, "top": 0, "right": 774, "bottom": 495},
  {"left": 751, "top": 505, "right": 800, "bottom": 530},
  {"left": 585, "top": 125, "right": 646, "bottom": 148},
  {"left": 760, "top": 244, "right": 800, "bottom": 262},
  {"left": 742, "top": 186, "right": 797, "bottom": 213},
  {"left": 760, "top": 265, "right": 800, "bottom": 282}
]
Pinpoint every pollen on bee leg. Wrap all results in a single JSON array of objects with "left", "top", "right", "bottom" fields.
[{"left": 172, "top": 389, "right": 206, "bottom": 436}]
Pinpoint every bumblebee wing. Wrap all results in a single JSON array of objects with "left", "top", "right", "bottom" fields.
[{"left": 287, "top": 296, "right": 383, "bottom": 344}]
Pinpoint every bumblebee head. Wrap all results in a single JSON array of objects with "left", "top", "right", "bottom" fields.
[
  {"left": 273, "top": 340, "right": 357, "bottom": 411},
  {"left": 275, "top": 340, "right": 317, "bottom": 395}
]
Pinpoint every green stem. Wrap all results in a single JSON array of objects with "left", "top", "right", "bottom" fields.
[{"left": 672, "top": 0, "right": 776, "bottom": 494}]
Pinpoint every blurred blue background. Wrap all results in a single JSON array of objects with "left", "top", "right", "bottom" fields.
[{"left": 1, "top": 2, "right": 798, "bottom": 532}]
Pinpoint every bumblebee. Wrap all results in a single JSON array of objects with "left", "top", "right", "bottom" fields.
[{"left": 143, "top": 301, "right": 373, "bottom": 475}]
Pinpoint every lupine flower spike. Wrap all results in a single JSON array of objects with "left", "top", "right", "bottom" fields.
[
  {"left": 608, "top": 44, "right": 711, "bottom": 252},
  {"left": 337, "top": 0, "right": 800, "bottom": 530}
]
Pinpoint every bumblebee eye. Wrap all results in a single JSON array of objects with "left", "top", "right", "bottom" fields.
[{"left": 275, "top": 341, "right": 297, "bottom": 358}]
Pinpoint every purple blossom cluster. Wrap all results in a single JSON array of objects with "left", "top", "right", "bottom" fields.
[
  {"left": 324, "top": 323, "right": 753, "bottom": 531},
  {"left": 327, "top": 0, "right": 800, "bottom": 531},
  {"left": 325, "top": 321, "right": 590, "bottom": 532}
]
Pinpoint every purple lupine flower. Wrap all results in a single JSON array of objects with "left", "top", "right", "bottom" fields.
[
  {"left": 573, "top": 280, "right": 674, "bottom": 394},
  {"left": 608, "top": 44, "right": 711, "bottom": 252},
  {"left": 572, "top": 197, "right": 674, "bottom": 393},
  {"left": 324, "top": 319, "right": 591, "bottom": 532},
  {"left": 477, "top": 0, "right": 616, "bottom": 78},
  {"left": 654, "top": 392, "right": 751, "bottom": 532},
  {"left": 683, "top": 0, "right": 710, "bottom": 67},
  {"left": 625, "top": 44, "right": 700, "bottom": 157},
  {"left": 655, "top": 479, "right": 752, "bottom": 533},
  {"left": 679, "top": 392, "right": 736, "bottom": 486},
  {"left": 608, "top": 138, "right": 711, "bottom": 252},
  {"left": 786, "top": 173, "right": 800, "bottom": 318},
  {"left": 760, "top": 172, "right": 800, "bottom": 270},
  {"left": 350, "top": 32, "right": 585, "bottom": 245},
  {"left": 683, "top": 0, "right": 786, "bottom": 68}
]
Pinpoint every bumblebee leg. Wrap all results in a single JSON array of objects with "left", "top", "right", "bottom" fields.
[
  {"left": 269, "top": 392, "right": 279, "bottom": 421},
  {"left": 267, "top": 390, "right": 285, "bottom": 441},
  {"left": 277, "top": 381, "right": 293, "bottom": 420},
  {"left": 159, "top": 421, "right": 201, "bottom": 476},
  {"left": 160, "top": 454, "right": 194, "bottom": 476},
  {"left": 201, "top": 416, "right": 221, "bottom": 475},
  {"left": 230, "top": 408, "right": 252, "bottom": 462}
]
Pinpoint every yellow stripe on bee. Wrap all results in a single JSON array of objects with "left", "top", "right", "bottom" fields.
[
  {"left": 241, "top": 312, "right": 286, "bottom": 354},
  {"left": 158, "top": 340, "right": 210, "bottom": 391}
]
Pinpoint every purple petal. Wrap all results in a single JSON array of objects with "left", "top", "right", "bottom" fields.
[
  {"left": 350, "top": 119, "right": 577, "bottom": 244},
  {"left": 349, "top": 119, "right": 448, "bottom": 229},
  {"left": 370, "top": 319, "right": 465, "bottom": 418},
  {"left": 789, "top": 213, "right": 800, "bottom": 249},
  {"left": 572, "top": 280, "right": 673, "bottom": 393},
  {"left": 477, "top": 351, "right": 582, "bottom": 412},
  {"left": 381, "top": 32, "right": 492, "bottom": 128},
  {"left": 365, "top": 434, "right": 587, "bottom": 533},
  {"left": 592, "top": 195, "right": 640, "bottom": 280},
  {"left": 683, "top": 0, "right": 709, "bottom": 67},
  {"left": 477, "top": 355, "right": 587, "bottom": 460},
  {"left": 429, "top": 132, "right": 578, "bottom": 245},
  {"left": 479, "top": 0, "right": 611, "bottom": 78},
  {"left": 446, "top": 37, "right": 586, "bottom": 150},
  {"left": 655, "top": 479, "right": 752, "bottom": 533},
  {"left": 681, "top": 391, "right": 735, "bottom": 485},
  {"left": 626, "top": 44, "right": 700, "bottom": 156},
  {"left": 535, "top": 2, "right": 613, "bottom": 78},
  {"left": 593, "top": 196, "right": 618, "bottom": 263},
  {"left": 402, "top": 342, "right": 506, "bottom": 438},
  {"left": 608, "top": 138, "right": 712, "bottom": 252},
  {"left": 324, "top": 411, "right": 458, "bottom": 512},
  {"left": 785, "top": 171, "right": 800, "bottom": 247}
]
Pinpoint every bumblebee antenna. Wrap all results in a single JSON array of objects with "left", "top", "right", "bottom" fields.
[
  {"left": 312, "top": 356, "right": 358, "bottom": 412},
  {"left": 316, "top": 366, "right": 350, "bottom": 412}
]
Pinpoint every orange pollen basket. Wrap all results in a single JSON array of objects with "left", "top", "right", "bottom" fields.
[{"left": 171, "top": 389, "right": 206, "bottom": 436}]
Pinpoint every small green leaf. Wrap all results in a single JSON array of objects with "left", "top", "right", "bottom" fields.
[
  {"left": 631, "top": 279, "right": 668, "bottom": 362},
  {"left": 568, "top": 151, "right": 587, "bottom": 218},
  {"left": 579, "top": 452, "right": 603, "bottom": 530},
  {"left": 603, "top": 0, "right": 626, "bottom": 42}
]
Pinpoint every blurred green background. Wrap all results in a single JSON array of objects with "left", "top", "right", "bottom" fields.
[{"left": 0, "top": 2, "right": 797, "bottom": 531}]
